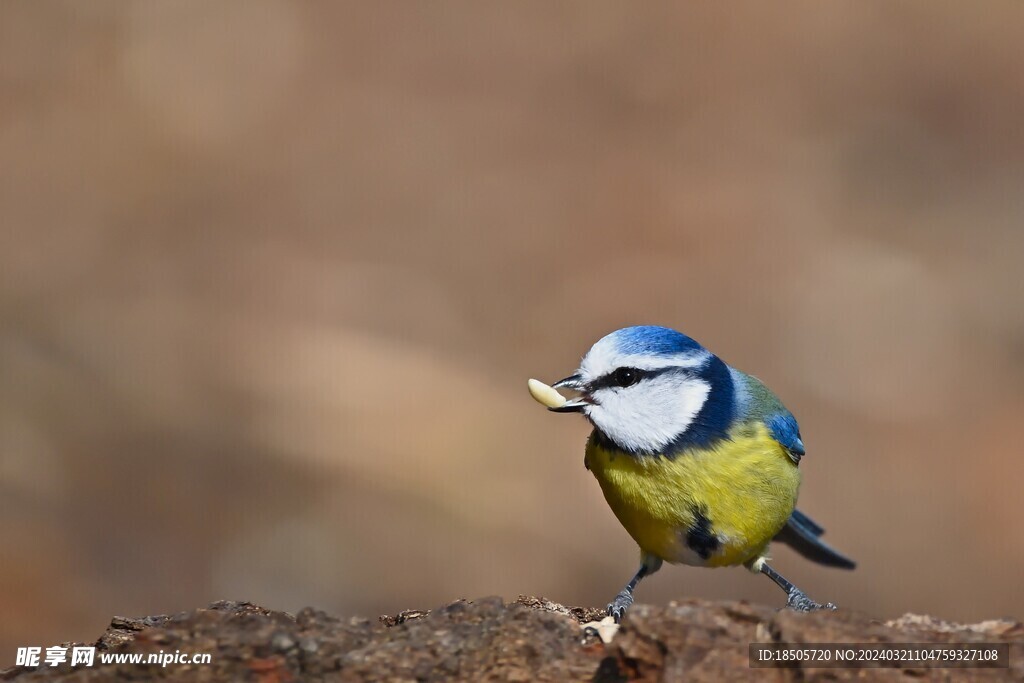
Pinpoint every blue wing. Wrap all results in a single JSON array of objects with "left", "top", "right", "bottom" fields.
[{"left": 766, "top": 413, "right": 805, "bottom": 462}]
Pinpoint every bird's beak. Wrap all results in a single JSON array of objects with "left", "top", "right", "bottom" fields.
[
  {"left": 552, "top": 374, "right": 583, "bottom": 390},
  {"left": 548, "top": 374, "right": 589, "bottom": 413}
]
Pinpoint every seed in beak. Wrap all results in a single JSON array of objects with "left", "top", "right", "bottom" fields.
[{"left": 527, "top": 378, "right": 567, "bottom": 409}]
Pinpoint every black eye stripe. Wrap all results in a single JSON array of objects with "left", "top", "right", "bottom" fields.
[
  {"left": 589, "top": 366, "right": 682, "bottom": 391},
  {"left": 589, "top": 366, "right": 692, "bottom": 393}
]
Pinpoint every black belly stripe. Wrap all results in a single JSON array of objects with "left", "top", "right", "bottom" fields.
[{"left": 685, "top": 508, "right": 720, "bottom": 560}]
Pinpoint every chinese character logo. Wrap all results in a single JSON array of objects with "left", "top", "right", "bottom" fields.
[{"left": 15, "top": 647, "right": 41, "bottom": 667}]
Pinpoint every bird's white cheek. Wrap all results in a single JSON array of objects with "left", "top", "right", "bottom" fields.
[{"left": 589, "top": 379, "right": 711, "bottom": 453}]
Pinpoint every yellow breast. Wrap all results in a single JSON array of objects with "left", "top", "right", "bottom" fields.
[{"left": 585, "top": 422, "right": 801, "bottom": 567}]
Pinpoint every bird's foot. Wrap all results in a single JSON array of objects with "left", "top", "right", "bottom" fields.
[
  {"left": 786, "top": 588, "right": 836, "bottom": 612},
  {"left": 606, "top": 590, "right": 634, "bottom": 623}
]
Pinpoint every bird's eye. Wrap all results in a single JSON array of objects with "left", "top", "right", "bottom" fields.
[{"left": 611, "top": 367, "right": 641, "bottom": 388}]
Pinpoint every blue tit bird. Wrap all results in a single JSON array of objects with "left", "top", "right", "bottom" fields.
[{"left": 543, "top": 325, "right": 854, "bottom": 621}]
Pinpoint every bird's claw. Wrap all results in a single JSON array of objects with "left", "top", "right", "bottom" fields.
[
  {"left": 786, "top": 588, "right": 837, "bottom": 612},
  {"left": 606, "top": 591, "right": 634, "bottom": 623}
]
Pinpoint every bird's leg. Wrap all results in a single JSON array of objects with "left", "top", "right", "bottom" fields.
[
  {"left": 607, "top": 554, "right": 662, "bottom": 622},
  {"left": 758, "top": 561, "right": 836, "bottom": 611}
]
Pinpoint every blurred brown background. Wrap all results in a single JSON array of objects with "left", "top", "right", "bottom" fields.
[{"left": 3, "top": 0, "right": 1024, "bottom": 657}]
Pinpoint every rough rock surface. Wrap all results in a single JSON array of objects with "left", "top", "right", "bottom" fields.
[{"left": 2, "top": 598, "right": 1021, "bottom": 682}]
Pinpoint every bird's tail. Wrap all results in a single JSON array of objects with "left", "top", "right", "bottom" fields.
[{"left": 772, "top": 509, "right": 856, "bottom": 569}]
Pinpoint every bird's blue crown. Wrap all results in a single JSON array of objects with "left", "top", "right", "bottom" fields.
[{"left": 603, "top": 325, "right": 706, "bottom": 357}]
